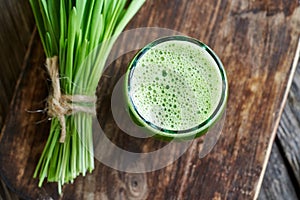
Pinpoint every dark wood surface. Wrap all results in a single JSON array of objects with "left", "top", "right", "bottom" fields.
[
  {"left": 0, "top": 0, "right": 300, "bottom": 199},
  {"left": 259, "top": 143, "right": 299, "bottom": 200},
  {"left": 0, "top": 0, "right": 34, "bottom": 129},
  {"left": 259, "top": 61, "right": 300, "bottom": 200},
  {"left": 0, "top": 1, "right": 34, "bottom": 198},
  {"left": 276, "top": 63, "right": 300, "bottom": 189}
]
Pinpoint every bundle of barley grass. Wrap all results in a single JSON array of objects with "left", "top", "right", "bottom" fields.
[{"left": 29, "top": 0, "right": 145, "bottom": 194}]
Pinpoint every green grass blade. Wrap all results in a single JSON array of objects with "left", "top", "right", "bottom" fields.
[
  {"left": 29, "top": 0, "right": 49, "bottom": 56},
  {"left": 114, "top": 0, "right": 146, "bottom": 36}
]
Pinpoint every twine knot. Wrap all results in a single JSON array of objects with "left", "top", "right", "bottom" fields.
[{"left": 46, "top": 56, "right": 96, "bottom": 143}]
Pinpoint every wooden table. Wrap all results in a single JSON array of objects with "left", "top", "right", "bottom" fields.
[
  {"left": 0, "top": 0, "right": 300, "bottom": 199},
  {"left": 259, "top": 60, "right": 300, "bottom": 199}
]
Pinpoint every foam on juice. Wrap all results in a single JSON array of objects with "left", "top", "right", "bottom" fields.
[{"left": 129, "top": 39, "right": 222, "bottom": 131}]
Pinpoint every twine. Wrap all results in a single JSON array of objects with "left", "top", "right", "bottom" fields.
[{"left": 46, "top": 56, "right": 96, "bottom": 143}]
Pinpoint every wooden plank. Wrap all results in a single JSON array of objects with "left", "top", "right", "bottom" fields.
[
  {"left": 0, "top": 1, "right": 35, "bottom": 199},
  {"left": 0, "top": 0, "right": 300, "bottom": 199},
  {"left": 276, "top": 61, "right": 300, "bottom": 187},
  {"left": 259, "top": 60, "right": 300, "bottom": 199},
  {"left": 258, "top": 143, "right": 298, "bottom": 200},
  {"left": 0, "top": 0, "right": 34, "bottom": 129}
]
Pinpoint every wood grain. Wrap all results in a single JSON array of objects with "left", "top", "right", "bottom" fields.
[
  {"left": 258, "top": 143, "right": 298, "bottom": 200},
  {"left": 0, "top": 1, "right": 35, "bottom": 199},
  {"left": 0, "top": 0, "right": 300, "bottom": 199},
  {"left": 0, "top": 0, "right": 34, "bottom": 129},
  {"left": 276, "top": 63, "right": 300, "bottom": 188},
  {"left": 259, "top": 60, "right": 300, "bottom": 200}
]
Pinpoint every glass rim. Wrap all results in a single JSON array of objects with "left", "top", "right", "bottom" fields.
[{"left": 125, "top": 35, "right": 228, "bottom": 138}]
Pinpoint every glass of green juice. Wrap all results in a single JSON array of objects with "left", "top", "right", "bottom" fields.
[{"left": 125, "top": 35, "right": 228, "bottom": 141}]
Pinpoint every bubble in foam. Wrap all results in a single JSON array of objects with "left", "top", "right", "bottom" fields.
[{"left": 129, "top": 39, "right": 223, "bottom": 131}]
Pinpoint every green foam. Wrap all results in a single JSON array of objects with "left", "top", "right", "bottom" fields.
[{"left": 129, "top": 40, "right": 222, "bottom": 131}]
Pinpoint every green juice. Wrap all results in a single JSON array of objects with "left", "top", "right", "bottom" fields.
[{"left": 126, "top": 36, "right": 227, "bottom": 139}]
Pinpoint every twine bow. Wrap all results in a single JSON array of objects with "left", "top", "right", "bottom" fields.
[{"left": 46, "top": 56, "right": 96, "bottom": 143}]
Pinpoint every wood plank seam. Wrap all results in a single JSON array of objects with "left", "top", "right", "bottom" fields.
[
  {"left": 254, "top": 38, "right": 300, "bottom": 200},
  {"left": 0, "top": 1, "right": 299, "bottom": 199}
]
